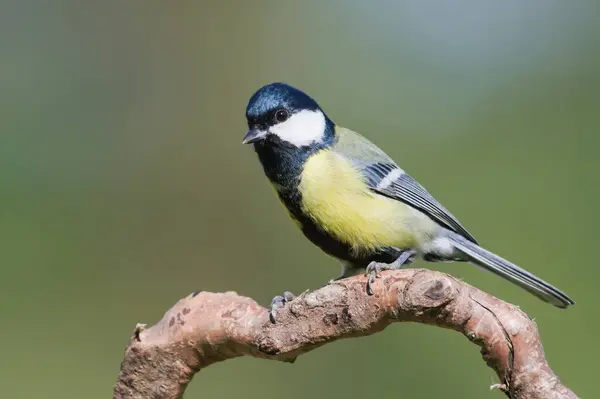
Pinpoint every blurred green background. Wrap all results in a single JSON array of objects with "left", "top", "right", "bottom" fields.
[{"left": 2, "top": 1, "right": 598, "bottom": 398}]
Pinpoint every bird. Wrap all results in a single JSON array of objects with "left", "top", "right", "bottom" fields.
[{"left": 241, "top": 82, "right": 575, "bottom": 320}]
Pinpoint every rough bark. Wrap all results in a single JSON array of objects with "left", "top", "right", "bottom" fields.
[{"left": 113, "top": 268, "right": 578, "bottom": 399}]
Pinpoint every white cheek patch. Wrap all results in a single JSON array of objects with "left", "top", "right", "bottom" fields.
[{"left": 270, "top": 109, "right": 326, "bottom": 147}]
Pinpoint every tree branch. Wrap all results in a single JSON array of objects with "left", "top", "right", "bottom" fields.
[{"left": 113, "top": 268, "right": 577, "bottom": 399}]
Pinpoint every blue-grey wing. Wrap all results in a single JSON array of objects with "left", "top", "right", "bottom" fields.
[{"left": 333, "top": 127, "right": 478, "bottom": 244}]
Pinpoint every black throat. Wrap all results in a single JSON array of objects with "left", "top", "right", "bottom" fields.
[{"left": 252, "top": 119, "right": 336, "bottom": 191}]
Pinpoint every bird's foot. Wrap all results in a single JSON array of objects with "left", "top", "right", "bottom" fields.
[
  {"left": 365, "top": 262, "right": 388, "bottom": 295},
  {"left": 269, "top": 291, "right": 296, "bottom": 323},
  {"left": 365, "top": 250, "right": 417, "bottom": 295}
]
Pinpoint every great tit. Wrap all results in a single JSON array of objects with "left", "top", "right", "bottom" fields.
[{"left": 242, "top": 82, "right": 574, "bottom": 319}]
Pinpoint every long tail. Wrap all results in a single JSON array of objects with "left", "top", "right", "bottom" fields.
[{"left": 446, "top": 232, "right": 575, "bottom": 308}]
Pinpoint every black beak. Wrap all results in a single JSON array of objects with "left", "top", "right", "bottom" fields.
[{"left": 242, "top": 128, "right": 267, "bottom": 144}]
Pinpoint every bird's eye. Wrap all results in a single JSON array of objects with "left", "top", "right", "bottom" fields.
[{"left": 274, "top": 109, "right": 289, "bottom": 123}]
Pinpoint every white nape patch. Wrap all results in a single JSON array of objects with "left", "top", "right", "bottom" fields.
[
  {"left": 376, "top": 168, "right": 405, "bottom": 190},
  {"left": 269, "top": 109, "right": 326, "bottom": 147}
]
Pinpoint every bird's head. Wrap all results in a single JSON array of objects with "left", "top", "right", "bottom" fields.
[{"left": 243, "top": 83, "right": 334, "bottom": 148}]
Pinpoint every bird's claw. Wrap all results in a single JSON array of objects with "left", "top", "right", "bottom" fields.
[
  {"left": 365, "top": 262, "right": 384, "bottom": 295},
  {"left": 365, "top": 250, "right": 418, "bottom": 295},
  {"left": 269, "top": 291, "right": 296, "bottom": 323}
]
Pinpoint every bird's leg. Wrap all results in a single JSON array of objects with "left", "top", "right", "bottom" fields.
[
  {"left": 269, "top": 291, "right": 296, "bottom": 323},
  {"left": 365, "top": 250, "right": 417, "bottom": 295}
]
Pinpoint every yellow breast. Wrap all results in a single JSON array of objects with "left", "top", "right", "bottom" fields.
[{"left": 299, "top": 150, "right": 436, "bottom": 255}]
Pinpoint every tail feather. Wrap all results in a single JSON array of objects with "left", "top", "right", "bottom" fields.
[{"left": 446, "top": 232, "right": 575, "bottom": 308}]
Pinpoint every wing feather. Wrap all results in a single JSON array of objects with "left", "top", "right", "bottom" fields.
[{"left": 333, "top": 127, "right": 478, "bottom": 244}]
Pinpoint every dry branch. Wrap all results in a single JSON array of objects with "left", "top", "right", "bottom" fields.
[{"left": 113, "top": 268, "right": 577, "bottom": 399}]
